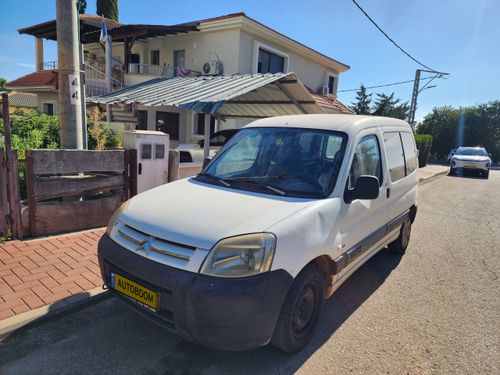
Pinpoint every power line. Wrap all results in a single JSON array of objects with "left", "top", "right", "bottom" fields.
[
  {"left": 351, "top": 0, "right": 439, "bottom": 72},
  {"left": 338, "top": 76, "right": 435, "bottom": 93}
]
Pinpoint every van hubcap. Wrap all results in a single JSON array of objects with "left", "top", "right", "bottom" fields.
[{"left": 292, "top": 286, "right": 315, "bottom": 333}]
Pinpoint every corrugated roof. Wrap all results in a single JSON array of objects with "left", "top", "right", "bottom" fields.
[
  {"left": 89, "top": 73, "right": 324, "bottom": 118},
  {"left": 1, "top": 92, "right": 38, "bottom": 108}
]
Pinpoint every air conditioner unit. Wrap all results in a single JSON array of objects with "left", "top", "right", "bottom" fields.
[
  {"left": 322, "top": 85, "right": 330, "bottom": 96},
  {"left": 202, "top": 60, "right": 223, "bottom": 76}
]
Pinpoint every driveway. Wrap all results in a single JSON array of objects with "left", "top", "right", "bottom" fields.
[{"left": 1, "top": 171, "right": 499, "bottom": 374}]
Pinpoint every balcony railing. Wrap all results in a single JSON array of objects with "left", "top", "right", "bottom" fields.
[
  {"left": 128, "top": 63, "right": 200, "bottom": 78},
  {"left": 42, "top": 59, "right": 124, "bottom": 97}
]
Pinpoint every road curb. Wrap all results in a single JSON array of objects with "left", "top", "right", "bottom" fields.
[
  {"left": 0, "top": 287, "right": 110, "bottom": 339},
  {"left": 419, "top": 169, "right": 449, "bottom": 185}
]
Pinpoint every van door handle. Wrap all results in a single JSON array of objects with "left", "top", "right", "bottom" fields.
[
  {"left": 138, "top": 163, "right": 142, "bottom": 175},
  {"left": 386, "top": 188, "right": 391, "bottom": 198}
]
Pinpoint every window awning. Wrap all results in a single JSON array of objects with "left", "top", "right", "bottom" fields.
[{"left": 88, "top": 73, "right": 324, "bottom": 118}]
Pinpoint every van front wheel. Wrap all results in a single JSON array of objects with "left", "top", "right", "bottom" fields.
[
  {"left": 271, "top": 264, "right": 325, "bottom": 353},
  {"left": 389, "top": 216, "right": 412, "bottom": 255}
]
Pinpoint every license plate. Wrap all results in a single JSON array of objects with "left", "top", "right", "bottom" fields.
[
  {"left": 464, "top": 165, "right": 476, "bottom": 169},
  {"left": 110, "top": 272, "right": 159, "bottom": 311}
]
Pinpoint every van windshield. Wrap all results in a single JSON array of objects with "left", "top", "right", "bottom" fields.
[{"left": 196, "top": 127, "right": 347, "bottom": 198}]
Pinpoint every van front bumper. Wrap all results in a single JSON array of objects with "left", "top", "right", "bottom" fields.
[{"left": 97, "top": 234, "right": 293, "bottom": 351}]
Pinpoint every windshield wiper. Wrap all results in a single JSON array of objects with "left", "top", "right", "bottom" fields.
[
  {"left": 223, "top": 174, "right": 288, "bottom": 181},
  {"left": 224, "top": 178, "right": 287, "bottom": 196},
  {"left": 196, "top": 173, "right": 232, "bottom": 187}
]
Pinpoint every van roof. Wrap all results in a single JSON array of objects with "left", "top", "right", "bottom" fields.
[{"left": 246, "top": 114, "right": 412, "bottom": 134}]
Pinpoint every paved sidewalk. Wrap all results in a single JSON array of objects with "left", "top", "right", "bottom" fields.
[
  {"left": 418, "top": 164, "right": 449, "bottom": 182},
  {"left": 0, "top": 228, "right": 105, "bottom": 321}
]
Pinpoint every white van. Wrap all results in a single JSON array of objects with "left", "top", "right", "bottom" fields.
[{"left": 98, "top": 114, "right": 418, "bottom": 353}]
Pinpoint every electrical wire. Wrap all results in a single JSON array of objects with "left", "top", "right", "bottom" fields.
[
  {"left": 338, "top": 76, "right": 434, "bottom": 93},
  {"left": 351, "top": 0, "right": 439, "bottom": 72}
]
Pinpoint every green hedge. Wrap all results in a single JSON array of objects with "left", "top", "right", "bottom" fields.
[{"left": 414, "top": 134, "right": 433, "bottom": 167}]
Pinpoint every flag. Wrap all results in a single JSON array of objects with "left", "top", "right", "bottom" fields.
[{"left": 99, "top": 16, "right": 108, "bottom": 49}]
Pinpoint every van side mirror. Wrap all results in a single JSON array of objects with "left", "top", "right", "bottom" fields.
[
  {"left": 488, "top": 153, "right": 492, "bottom": 158},
  {"left": 202, "top": 157, "right": 212, "bottom": 169},
  {"left": 345, "top": 175, "right": 379, "bottom": 203}
]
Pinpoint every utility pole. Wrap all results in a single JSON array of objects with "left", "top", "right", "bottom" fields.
[
  {"left": 408, "top": 69, "right": 449, "bottom": 131},
  {"left": 408, "top": 69, "right": 421, "bottom": 130},
  {"left": 56, "top": 0, "right": 83, "bottom": 149}
]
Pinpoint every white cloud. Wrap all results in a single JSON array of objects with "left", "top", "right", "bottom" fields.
[{"left": 16, "top": 63, "right": 35, "bottom": 69}]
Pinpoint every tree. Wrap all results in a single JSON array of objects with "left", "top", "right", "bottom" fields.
[
  {"left": 350, "top": 84, "right": 372, "bottom": 114},
  {"left": 0, "top": 77, "right": 10, "bottom": 93},
  {"left": 371, "top": 92, "right": 410, "bottom": 119},
  {"left": 78, "top": 0, "right": 87, "bottom": 14},
  {"left": 96, "top": 0, "right": 119, "bottom": 21},
  {"left": 417, "top": 101, "right": 500, "bottom": 161}
]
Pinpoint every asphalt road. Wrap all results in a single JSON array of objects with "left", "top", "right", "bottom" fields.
[{"left": 1, "top": 171, "right": 499, "bottom": 374}]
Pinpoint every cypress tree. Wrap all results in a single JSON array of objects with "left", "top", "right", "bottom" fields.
[{"left": 96, "top": 0, "right": 119, "bottom": 21}]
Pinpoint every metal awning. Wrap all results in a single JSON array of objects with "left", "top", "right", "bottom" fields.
[
  {"left": 89, "top": 73, "right": 324, "bottom": 117},
  {"left": 18, "top": 15, "right": 197, "bottom": 43}
]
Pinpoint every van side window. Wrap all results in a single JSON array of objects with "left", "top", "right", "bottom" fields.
[
  {"left": 348, "top": 135, "right": 383, "bottom": 189},
  {"left": 384, "top": 132, "right": 405, "bottom": 181},
  {"left": 400, "top": 132, "right": 417, "bottom": 175}
]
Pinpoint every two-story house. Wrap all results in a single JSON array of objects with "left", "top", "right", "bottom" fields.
[{"left": 7, "top": 12, "right": 352, "bottom": 146}]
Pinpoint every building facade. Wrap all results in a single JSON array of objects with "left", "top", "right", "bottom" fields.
[{"left": 8, "top": 13, "right": 352, "bottom": 146}]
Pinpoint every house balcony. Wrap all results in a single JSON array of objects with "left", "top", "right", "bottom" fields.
[{"left": 42, "top": 58, "right": 124, "bottom": 97}]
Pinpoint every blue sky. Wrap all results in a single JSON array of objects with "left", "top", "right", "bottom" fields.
[{"left": 0, "top": 0, "right": 498, "bottom": 120}]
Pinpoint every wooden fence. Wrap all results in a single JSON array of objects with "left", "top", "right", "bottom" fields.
[
  {"left": 0, "top": 149, "right": 23, "bottom": 239},
  {"left": 24, "top": 149, "right": 137, "bottom": 237}
]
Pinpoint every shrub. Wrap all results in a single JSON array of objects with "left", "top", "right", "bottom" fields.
[
  {"left": 86, "top": 107, "right": 122, "bottom": 150},
  {"left": 414, "top": 134, "right": 433, "bottom": 167}
]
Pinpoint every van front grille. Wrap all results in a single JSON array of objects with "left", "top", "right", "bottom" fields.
[{"left": 116, "top": 224, "right": 196, "bottom": 262}]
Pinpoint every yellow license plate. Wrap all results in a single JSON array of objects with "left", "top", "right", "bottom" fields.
[
  {"left": 464, "top": 165, "right": 476, "bottom": 169},
  {"left": 110, "top": 272, "right": 159, "bottom": 310}
]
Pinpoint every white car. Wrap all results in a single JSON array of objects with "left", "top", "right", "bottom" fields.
[
  {"left": 176, "top": 129, "right": 239, "bottom": 163},
  {"left": 449, "top": 147, "right": 492, "bottom": 178},
  {"left": 99, "top": 114, "right": 418, "bottom": 352}
]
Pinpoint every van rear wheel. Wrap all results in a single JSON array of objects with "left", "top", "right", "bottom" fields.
[
  {"left": 389, "top": 216, "right": 412, "bottom": 255},
  {"left": 271, "top": 264, "right": 325, "bottom": 353}
]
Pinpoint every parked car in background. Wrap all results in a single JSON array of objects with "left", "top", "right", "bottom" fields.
[
  {"left": 449, "top": 147, "right": 491, "bottom": 178},
  {"left": 99, "top": 114, "right": 418, "bottom": 353},
  {"left": 176, "top": 129, "right": 240, "bottom": 163},
  {"left": 447, "top": 148, "right": 457, "bottom": 162}
]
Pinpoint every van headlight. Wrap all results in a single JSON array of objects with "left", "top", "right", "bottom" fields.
[
  {"left": 200, "top": 233, "right": 276, "bottom": 277},
  {"left": 106, "top": 200, "right": 130, "bottom": 236}
]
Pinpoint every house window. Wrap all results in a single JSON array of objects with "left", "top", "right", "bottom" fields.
[
  {"left": 42, "top": 102, "right": 54, "bottom": 115},
  {"left": 195, "top": 113, "right": 216, "bottom": 136},
  {"left": 156, "top": 111, "right": 180, "bottom": 140},
  {"left": 327, "top": 75, "right": 335, "bottom": 95},
  {"left": 151, "top": 50, "right": 160, "bottom": 66},
  {"left": 258, "top": 49, "right": 285, "bottom": 74}
]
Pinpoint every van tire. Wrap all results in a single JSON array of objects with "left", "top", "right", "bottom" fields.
[
  {"left": 389, "top": 216, "right": 412, "bottom": 255},
  {"left": 271, "top": 264, "right": 325, "bottom": 353}
]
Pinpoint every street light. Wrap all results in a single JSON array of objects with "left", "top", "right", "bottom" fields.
[{"left": 419, "top": 85, "right": 436, "bottom": 93}]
